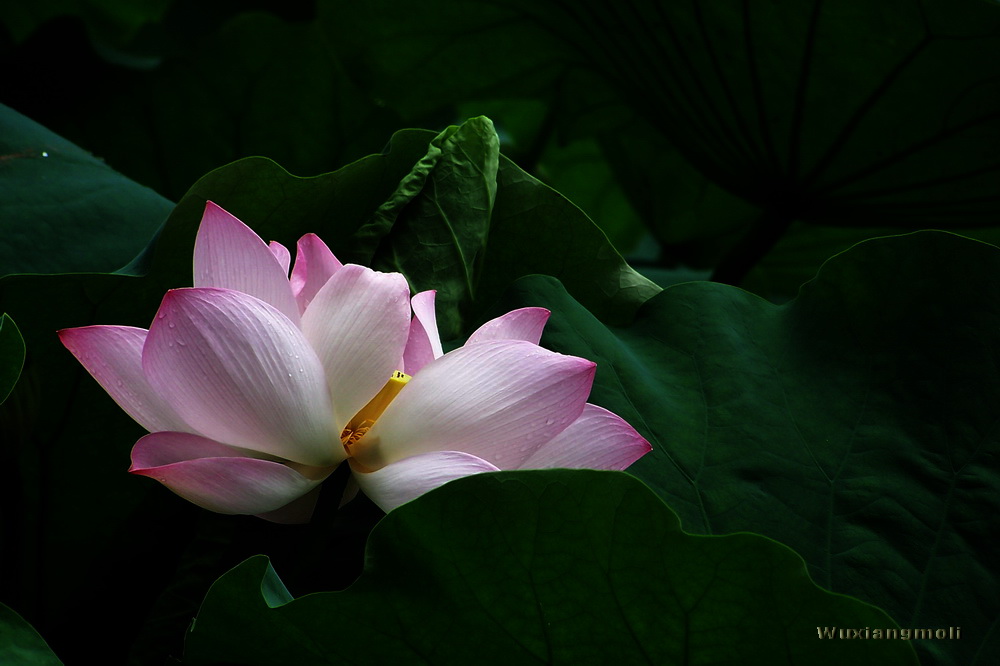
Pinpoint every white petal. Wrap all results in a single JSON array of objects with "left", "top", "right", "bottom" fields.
[
  {"left": 519, "top": 403, "right": 651, "bottom": 470},
  {"left": 130, "top": 431, "right": 329, "bottom": 520},
  {"left": 269, "top": 241, "right": 291, "bottom": 276},
  {"left": 354, "top": 340, "right": 595, "bottom": 470},
  {"left": 142, "top": 288, "right": 343, "bottom": 466},
  {"left": 58, "top": 325, "right": 188, "bottom": 432},
  {"left": 402, "top": 290, "right": 443, "bottom": 375},
  {"left": 290, "top": 233, "right": 343, "bottom": 314},
  {"left": 301, "top": 264, "right": 411, "bottom": 430},
  {"left": 193, "top": 201, "right": 300, "bottom": 326},
  {"left": 351, "top": 451, "right": 498, "bottom": 512},
  {"left": 465, "top": 307, "right": 550, "bottom": 346}
]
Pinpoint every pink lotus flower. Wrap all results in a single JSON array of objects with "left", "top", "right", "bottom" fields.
[{"left": 59, "top": 202, "right": 650, "bottom": 521}]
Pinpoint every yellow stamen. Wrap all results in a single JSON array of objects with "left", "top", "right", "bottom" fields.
[{"left": 340, "top": 370, "right": 410, "bottom": 454}]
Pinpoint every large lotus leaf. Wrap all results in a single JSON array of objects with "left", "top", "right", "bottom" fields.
[
  {"left": 185, "top": 470, "right": 917, "bottom": 666},
  {"left": 653, "top": 0, "right": 1000, "bottom": 225},
  {"left": 0, "top": 115, "right": 655, "bottom": 662},
  {"left": 745, "top": 223, "right": 1000, "bottom": 302},
  {"left": 0, "top": 104, "right": 172, "bottom": 275},
  {"left": 597, "top": 117, "right": 761, "bottom": 266},
  {"left": 0, "top": 602, "right": 62, "bottom": 665},
  {"left": 484, "top": 231, "right": 999, "bottom": 666}
]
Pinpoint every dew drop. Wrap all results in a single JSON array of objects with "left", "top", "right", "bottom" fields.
[
  {"left": 41, "top": 151, "right": 49, "bottom": 157},
  {"left": 167, "top": 322, "right": 175, "bottom": 329},
  {"left": 157, "top": 313, "right": 166, "bottom": 319},
  {"left": 177, "top": 340, "right": 186, "bottom": 347}
]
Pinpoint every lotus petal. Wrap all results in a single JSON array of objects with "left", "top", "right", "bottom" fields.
[
  {"left": 58, "top": 325, "right": 188, "bottom": 433},
  {"left": 301, "top": 265, "right": 411, "bottom": 430},
  {"left": 269, "top": 241, "right": 291, "bottom": 276},
  {"left": 354, "top": 340, "right": 595, "bottom": 470},
  {"left": 519, "top": 403, "right": 651, "bottom": 470},
  {"left": 351, "top": 451, "right": 498, "bottom": 512},
  {"left": 466, "top": 307, "right": 550, "bottom": 346},
  {"left": 290, "top": 233, "right": 343, "bottom": 314},
  {"left": 142, "top": 288, "right": 342, "bottom": 466},
  {"left": 193, "top": 201, "right": 300, "bottom": 325},
  {"left": 402, "top": 290, "right": 443, "bottom": 375},
  {"left": 130, "top": 431, "right": 330, "bottom": 521}
]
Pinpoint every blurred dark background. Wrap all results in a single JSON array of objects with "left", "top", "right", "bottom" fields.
[{"left": 8, "top": 0, "right": 997, "bottom": 302}]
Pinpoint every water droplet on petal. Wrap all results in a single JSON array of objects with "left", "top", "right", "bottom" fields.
[
  {"left": 177, "top": 340, "right": 186, "bottom": 347},
  {"left": 167, "top": 322, "right": 175, "bottom": 329},
  {"left": 157, "top": 313, "right": 165, "bottom": 319}
]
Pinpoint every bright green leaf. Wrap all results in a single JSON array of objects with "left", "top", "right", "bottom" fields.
[
  {"left": 490, "top": 231, "right": 999, "bottom": 666},
  {"left": 357, "top": 117, "right": 499, "bottom": 338},
  {"left": 186, "top": 471, "right": 917, "bottom": 666}
]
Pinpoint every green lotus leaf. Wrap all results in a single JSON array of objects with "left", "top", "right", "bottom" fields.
[
  {"left": 186, "top": 470, "right": 917, "bottom": 666},
  {"left": 0, "top": 601, "right": 62, "bottom": 665},
  {"left": 485, "top": 231, "right": 999, "bottom": 666},
  {"left": 0, "top": 104, "right": 172, "bottom": 275}
]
